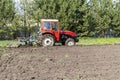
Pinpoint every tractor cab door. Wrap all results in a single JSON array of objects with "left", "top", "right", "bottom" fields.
[{"left": 52, "top": 22, "right": 60, "bottom": 41}]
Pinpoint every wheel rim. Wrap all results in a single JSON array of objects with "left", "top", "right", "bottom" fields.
[
  {"left": 68, "top": 41, "right": 74, "bottom": 46},
  {"left": 43, "top": 38, "right": 53, "bottom": 46}
]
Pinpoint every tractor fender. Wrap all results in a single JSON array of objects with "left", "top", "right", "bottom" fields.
[
  {"left": 42, "top": 32, "right": 56, "bottom": 41},
  {"left": 42, "top": 32, "right": 54, "bottom": 37}
]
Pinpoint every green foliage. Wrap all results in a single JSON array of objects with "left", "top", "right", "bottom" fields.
[
  {"left": 0, "top": 0, "right": 15, "bottom": 39},
  {"left": 0, "top": 0, "right": 120, "bottom": 39},
  {"left": 81, "top": 0, "right": 120, "bottom": 37}
]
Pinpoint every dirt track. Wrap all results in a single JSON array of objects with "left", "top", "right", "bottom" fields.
[{"left": 0, "top": 45, "right": 120, "bottom": 80}]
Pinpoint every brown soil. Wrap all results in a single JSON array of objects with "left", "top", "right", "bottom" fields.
[{"left": 0, "top": 45, "right": 120, "bottom": 80}]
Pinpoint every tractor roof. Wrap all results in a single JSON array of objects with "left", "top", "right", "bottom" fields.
[{"left": 41, "top": 19, "right": 58, "bottom": 22}]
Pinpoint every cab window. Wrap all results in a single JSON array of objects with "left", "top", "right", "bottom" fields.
[
  {"left": 44, "top": 22, "right": 50, "bottom": 30},
  {"left": 52, "top": 22, "right": 58, "bottom": 31}
]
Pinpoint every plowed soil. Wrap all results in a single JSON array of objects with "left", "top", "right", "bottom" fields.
[{"left": 0, "top": 45, "right": 120, "bottom": 80}]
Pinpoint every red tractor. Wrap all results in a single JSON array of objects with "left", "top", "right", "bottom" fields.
[{"left": 36, "top": 19, "right": 78, "bottom": 46}]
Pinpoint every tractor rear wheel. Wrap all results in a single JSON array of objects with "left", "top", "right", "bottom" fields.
[
  {"left": 42, "top": 34, "right": 54, "bottom": 46},
  {"left": 65, "top": 38, "right": 75, "bottom": 46}
]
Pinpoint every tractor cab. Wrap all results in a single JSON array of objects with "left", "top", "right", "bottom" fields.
[{"left": 40, "top": 19, "right": 60, "bottom": 41}]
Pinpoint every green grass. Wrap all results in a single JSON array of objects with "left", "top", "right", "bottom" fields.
[
  {"left": 0, "top": 38, "right": 120, "bottom": 47},
  {"left": 79, "top": 37, "right": 120, "bottom": 45},
  {"left": 0, "top": 40, "right": 18, "bottom": 47}
]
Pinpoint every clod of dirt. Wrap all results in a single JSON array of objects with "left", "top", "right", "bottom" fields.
[
  {"left": 49, "top": 58, "right": 55, "bottom": 62},
  {"left": 31, "top": 77, "right": 35, "bottom": 80}
]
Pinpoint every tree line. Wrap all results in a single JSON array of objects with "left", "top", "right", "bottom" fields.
[{"left": 0, "top": 0, "right": 120, "bottom": 39}]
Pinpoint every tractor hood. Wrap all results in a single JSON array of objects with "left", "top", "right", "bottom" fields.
[{"left": 61, "top": 30, "right": 77, "bottom": 37}]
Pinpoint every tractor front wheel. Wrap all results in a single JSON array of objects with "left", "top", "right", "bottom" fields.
[
  {"left": 42, "top": 34, "right": 54, "bottom": 46},
  {"left": 65, "top": 38, "right": 75, "bottom": 46}
]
